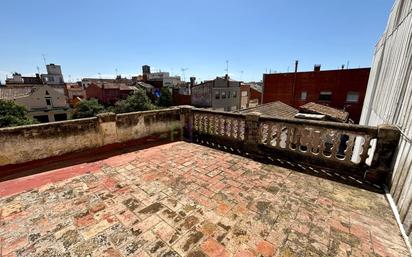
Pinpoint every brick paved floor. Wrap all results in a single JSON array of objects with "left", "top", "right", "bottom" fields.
[{"left": 0, "top": 142, "right": 409, "bottom": 257}]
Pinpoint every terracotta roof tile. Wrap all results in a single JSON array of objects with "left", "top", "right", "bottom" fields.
[
  {"left": 299, "top": 102, "right": 349, "bottom": 122},
  {"left": 239, "top": 101, "right": 298, "bottom": 119}
]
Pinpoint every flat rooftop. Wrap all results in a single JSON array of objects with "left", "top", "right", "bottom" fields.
[{"left": 0, "top": 142, "right": 408, "bottom": 257}]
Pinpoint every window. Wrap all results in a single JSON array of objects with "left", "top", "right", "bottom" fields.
[
  {"left": 221, "top": 91, "right": 226, "bottom": 99},
  {"left": 54, "top": 113, "right": 67, "bottom": 121},
  {"left": 319, "top": 91, "right": 332, "bottom": 101},
  {"left": 233, "top": 91, "right": 237, "bottom": 98},
  {"left": 227, "top": 91, "right": 231, "bottom": 98},
  {"left": 346, "top": 91, "right": 359, "bottom": 103},
  {"left": 34, "top": 115, "right": 49, "bottom": 123},
  {"left": 46, "top": 98, "right": 52, "bottom": 106},
  {"left": 215, "top": 91, "right": 220, "bottom": 99},
  {"left": 300, "top": 91, "right": 307, "bottom": 100},
  {"left": 241, "top": 91, "right": 248, "bottom": 97}
]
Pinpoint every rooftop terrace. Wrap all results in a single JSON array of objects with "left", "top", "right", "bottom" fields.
[
  {"left": 1, "top": 142, "right": 409, "bottom": 257},
  {"left": 0, "top": 106, "right": 408, "bottom": 256}
]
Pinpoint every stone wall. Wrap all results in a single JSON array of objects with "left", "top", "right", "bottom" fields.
[
  {"left": 0, "top": 108, "right": 183, "bottom": 166},
  {"left": 0, "top": 106, "right": 401, "bottom": 185}
]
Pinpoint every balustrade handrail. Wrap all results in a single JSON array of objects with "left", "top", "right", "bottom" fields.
[{"left": 184, "top": 106, "right": 400, "bottom": 184}]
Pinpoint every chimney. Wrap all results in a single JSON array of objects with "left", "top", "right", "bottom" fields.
[
  {"left": 294, "top": 60, "right": 299, "bottom": 73},
  {"left": 190, "top": 77, "right": 196, "bottom": 87},
  {"left": 314, "top": 64, "right": 321, "bottom": 72}
]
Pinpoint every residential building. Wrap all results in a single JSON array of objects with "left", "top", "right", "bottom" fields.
[
  {"left": 191, "top": 75, "right": 241, "bottom": 111},
  {"left": 82, "top": 75, "right": 131, "bottom": 88},
  {"left": 65, "top": 82, "right": 86, "bottom": 107},
  {"left": 172, "top": 77, "right": 194, "bottom": 106},
  {"left": 263, "top": 65, "right": 370, "bottom": 123},
  {"left": 0, "top": 85, "right": 70, "bottom": 122},
  {"left": 41, "top": 64, "right": 65, "bottom": 85},
  {"left": 85, "top": 82, "right": 137, "bottom": 104},
  {"left": 249, "top": 83, "right": 262, "bottom": 107},
  {"left": 141, "top": 65, "right": 183, "bottom": 89},
  {"left": 240, "top": 84, "right": 250, "bottom": 109},
  {"left": 5, "top": 73, "right": 43, "bottom": 87},
  {"left": 359, "top": 0, "right": 412, "bottom": 244},
  {"left": 135, "top": 81, "right": 154, "bottom": 94}
]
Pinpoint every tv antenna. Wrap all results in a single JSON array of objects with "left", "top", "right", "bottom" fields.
[
  {"left": 239, "top": 70, "right": 244, "bottom": 80},
  {"left": 42, "top": 54, "right": 47, "bottom": 66},
  {"left": 225, "top": 60, "right": 229, "bottom": 75},
  {"left": 181, "top": 68, "right": 188, "bottom": 82},
  {"left": 36, "top": 66, "right": 40, "bottom": 74}
]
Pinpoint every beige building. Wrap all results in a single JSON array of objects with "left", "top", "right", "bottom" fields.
[
  {"left": 191, "top": 75, "right": 241, "bottom": 111},
  {"left": 0, "top": 85, "right": 70, "bottom": 122}
]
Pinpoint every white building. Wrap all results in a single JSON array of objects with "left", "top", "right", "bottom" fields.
[
  {"left": 41, "top": 64, "right": 64, "bottom": 85},
  {"left": 359, "top": 0, "right": 412, "bottom": 246}
]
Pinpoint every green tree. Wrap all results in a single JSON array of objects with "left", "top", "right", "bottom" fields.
[
  {"left": 157, "top": 87, "right": 173, "bottom": 107},
  {"left": 72, "top": 98, "right": 105, "bottom": 118},
  {"left": 0, "top": 100, "right": 37, "bottom": 128},
  {"left": 113, "top": 89, "right": 154, "bottom": 113}
]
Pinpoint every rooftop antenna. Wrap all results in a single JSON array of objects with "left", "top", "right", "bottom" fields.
[
  {"left": 68, "top": 75, "right": 72, "bottom": 82},
  {"left": 225, "top": 60, "right": 229, "bottom": 75},
  {"left": 115, "top": 68, "right": 118, "bottom": 76},
  {"left": 98, "top": 72, "right": 102, "bottom": 80},
  {"left": 346, "top": 61, "right": 350, "bottom": 69},
  {"left": 181, "top": 68, "right": 188, "bottom": 82},
  {"left": 36, "top": 66, "right": 40, "bottom": 74},
  {"left": 239, "top": 70, "right": 244, "bottom": 80},
  {"left": 42, "top": 54, "right": 47, "bottom": 66}
]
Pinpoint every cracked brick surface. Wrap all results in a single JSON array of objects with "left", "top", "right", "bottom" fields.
[{"left": 0, "top": 142, "right": 409, "bottom": 256}]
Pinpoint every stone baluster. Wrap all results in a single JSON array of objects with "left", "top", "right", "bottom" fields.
[
  {"left": 244, "top": 112, "right": 261, "bottom": 153},
  {"left": 366, "top": 125, "right": 401, "bottom": 184}
]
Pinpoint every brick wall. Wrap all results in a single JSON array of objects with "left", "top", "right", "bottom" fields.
[{"left": 263, "top": 68, "right": 370, "bottom": 123}]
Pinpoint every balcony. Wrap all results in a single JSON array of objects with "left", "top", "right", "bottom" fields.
[{"left": 0, "top": 107, "right": 409, "bottom": 257}]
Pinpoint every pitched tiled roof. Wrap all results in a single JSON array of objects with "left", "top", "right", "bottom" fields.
[
  {"left": 299, "top": 102, "right": 349, "bottom": 122},
  {"left": 239, "top": 101, "right": 298, "bottom": 119},
  {"left": 92, "top": 83, "right": 137, "bottom": 91},
  {"left": 0, "top": 87, "right": 33, "bottom": 100}
]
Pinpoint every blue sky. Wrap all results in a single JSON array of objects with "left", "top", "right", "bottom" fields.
[{"left": 0, "top": 0, "right": 393, "bottom": 83}]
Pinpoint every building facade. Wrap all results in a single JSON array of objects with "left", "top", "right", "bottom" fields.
[
  {"left": 263, "top": 66, "right": 370, "bottom": 123},
  {"left": 240, "top": 84, "right": 250, "bottom": 109},
  {"left": 359, "top": 0, "right": 412, "bottom": 244},
  {"left": 191, "top": 76, "right": 241, "bottom": 111},
  {"left": 5, "top": 73, "right": 44, "bottom": 87},
  {"left": 85, "top": 82, "right": 137, "bottom": 104},
  {"left": 41, "top": 64, "right": 65, "bottom": 85},
  {"left": 0, "top": 85, "right": 70, "bottom": 122}
]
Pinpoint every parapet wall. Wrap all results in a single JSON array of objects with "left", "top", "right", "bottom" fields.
[
  {"left": 0, "top": 106, "right": 401, "bottom": 185},
  {"left": 0, "top": 108, "right": 183, "bottom": 166}
]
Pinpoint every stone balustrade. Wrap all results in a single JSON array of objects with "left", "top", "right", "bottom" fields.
[
  {"left": 189, "top": 107, "right": 400, "bottom": 184},
  {"left": 0, "top": 106, "right": 400, "bottom": 184}
]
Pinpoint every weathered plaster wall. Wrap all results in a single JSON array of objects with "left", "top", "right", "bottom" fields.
[
  {"left": 0, "top": 118, "right": 100, "bottom": 166},
  {"left": 0, "top": 108, "right": 183, "bottom": 166},
  {"left": 116, "top": 109, "right": 182, "bottom": 142}
]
